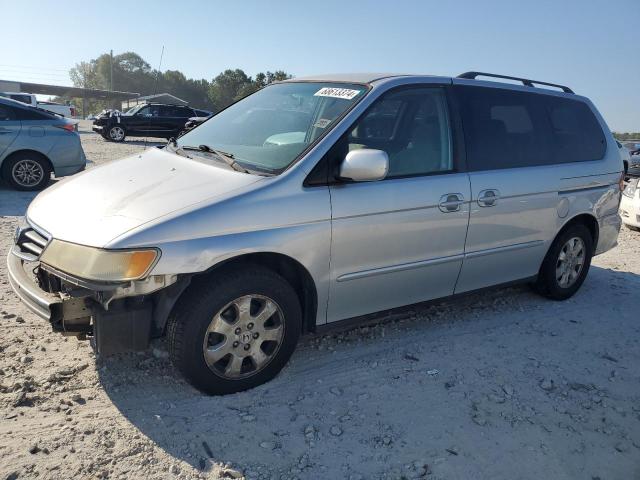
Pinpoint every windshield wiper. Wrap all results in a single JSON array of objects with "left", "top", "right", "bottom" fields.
[{"left": 180, "top": 144, "right": 249, "bottom": 173}]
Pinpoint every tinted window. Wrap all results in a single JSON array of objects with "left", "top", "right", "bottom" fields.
[
  {"left": 545, "top": 96, "right": 606, "bottom": 163},
  {"left": 15, "top": 107, "right": 54, "bottom": 121},
  {"left": 457, "top": 86, "right": 606, "bottom": 170},
  {"left": 456, "top": 86, "right": 551, "bottom": 171},
  {"left": 161, "top": 105, "right": 191, "bottom": 117},
  {"left": 0, "top": 105, "right": 16, "bottom": 121},
  {"left": 348, "top": 87, "right": 453, "bottom": 178}
]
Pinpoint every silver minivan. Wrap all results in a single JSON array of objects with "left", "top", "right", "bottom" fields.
[{"left": 7, "top": 72, "right": 623, "bottom": 394}]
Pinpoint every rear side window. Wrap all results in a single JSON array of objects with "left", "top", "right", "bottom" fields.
[
  {"left": 0, "top": 105, "right": 16, "bottom": 121},
  {"left": 456, "top": 86, "right": 606, "bottom": 170},
  {"left": 15, "top": 107, "right": 55, "bottom": 121},
  {"left": 161, "top": 105, "right": 192, "bottom": 117},
  {"left": 456, "top": 86, "right": 550, "bottom": 170},
  {"left": 545, "top": 96, "right": 606, "bottom": 163}
]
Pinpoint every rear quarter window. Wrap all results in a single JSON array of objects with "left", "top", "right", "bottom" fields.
[
  {"left": 15, "top": 107, "right": 55, "bottom": 121},
  {"left": 456, "top": 85, "right": 606, "bottom": 171},
  {"left": 0, "top": 105, "right": 16, "bottom": 121},
  {"left": 544, "top": 96, "right": 606, "bottom": 163}
]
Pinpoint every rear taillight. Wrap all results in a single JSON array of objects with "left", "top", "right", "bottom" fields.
[
  {"left": 619, "top": 172, "right": 626, "bottom": 192},
  {"left": 55, "top": 123, "right": 76, "bottom": 133}
]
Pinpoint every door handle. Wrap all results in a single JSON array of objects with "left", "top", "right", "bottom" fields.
[
  {"left": 0, "top": 128, "right": 12, "bottom": 134},
  {"left": 478, "top": 189, "right": 500, "bottom": 207},
  {"left": 438, "top": 193, "right": 464, "bottom": 213}
]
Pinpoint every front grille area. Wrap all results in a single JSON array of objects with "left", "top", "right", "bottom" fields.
[{"left": 13, "top": 224, "right": 50, "bottom": 262}]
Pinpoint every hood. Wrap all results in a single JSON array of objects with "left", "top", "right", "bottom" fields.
[{"left": 27, "top": 148, "right": 263, "bottom": 247}]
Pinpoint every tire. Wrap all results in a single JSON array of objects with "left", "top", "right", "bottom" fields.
[
  {"left": 533, "top": 223, "right": 593, "bottom": 300},
  {"left": 1, "top": 152, "right": 51, "bottom": 191},
  {"left": 107, "top": 125, "right": 126, "bottom": 142},
  {"left": 167, "top": 265, "right": 302, "bottom": 395}
]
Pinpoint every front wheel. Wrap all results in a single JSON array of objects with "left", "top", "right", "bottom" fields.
[
  {"left": 107, "top": 125, "right": 126, "bottom": 142},
  {"left": 167, "top": 266, "right": 302, "bottom": 395},
  {"left": 533, "top": 224, "right": 593, "bottom": 300}
]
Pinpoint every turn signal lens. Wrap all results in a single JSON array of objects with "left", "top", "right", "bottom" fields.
[
  {"left": 125, "top": 250, "right": 158, "bottom": 279},
  {"left": 40, "top": 240, "right": 159, "bottom": 282}
]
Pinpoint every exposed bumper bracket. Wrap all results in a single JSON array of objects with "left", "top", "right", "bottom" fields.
[{"left": 7, "top": 248, "right": 62, "bottom": 322}]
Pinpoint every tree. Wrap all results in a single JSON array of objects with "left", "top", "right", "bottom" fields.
[
  {"left": 64, "top": 51, "right": 291, "bottom": 116},
  {"left": 209, "top": 69, "right": 292, "bottom": 111},
  {"left": 208, "top": 69, "right": 252, "bottom": 111}
]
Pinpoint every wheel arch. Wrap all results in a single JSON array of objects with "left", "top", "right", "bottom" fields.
[
  {"left": 558, "top": 213, "right": 599, "bottom": 248},
  {"left": 538, "top": 213, "right": 599, "bottom": 276},
  {"left": 0, "top": 149, "right": 53, "bottom": 180},
  {"left": 193, "top": 251, "right": 318, "bottom": 334}
]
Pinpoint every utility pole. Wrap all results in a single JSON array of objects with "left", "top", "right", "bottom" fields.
[{"left": 110, "top": 49, "right": 113, "bottom": 91}]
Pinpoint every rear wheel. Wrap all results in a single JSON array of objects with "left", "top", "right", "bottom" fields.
[
  {"left": 1, "top": 152, "right": 51, "bottom": 191},
  {"left": 167, "top": 266, "right": 302, "bottom": 395},
  {"left": 533, "top": 224, "right": 593, "bottom": 300}
]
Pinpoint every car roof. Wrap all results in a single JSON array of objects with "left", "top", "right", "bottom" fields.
[
  {"left": 282, "top": 73, "right": 443, "bottom": 84},
  {"left": 139, "top": 102, "right": 192, "bottom": 107},
  {"left": 280, "top": 73, "right": 581, "bottom": 99}
]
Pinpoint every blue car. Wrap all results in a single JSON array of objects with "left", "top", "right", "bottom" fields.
[{"left": 0, "top": 97, "right": 86, "bottom": 191}]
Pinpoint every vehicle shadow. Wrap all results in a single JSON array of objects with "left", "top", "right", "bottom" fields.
[
  {"left": 0, "top": 179, "right": 59, "bottom": 216},
  {"left": 96, "top": 264, "right": 640, "bottom": 478}
]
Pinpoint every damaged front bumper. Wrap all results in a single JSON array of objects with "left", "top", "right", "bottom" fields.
[{"left": 7, "top": 244, "right": 188, "bottom": 354}]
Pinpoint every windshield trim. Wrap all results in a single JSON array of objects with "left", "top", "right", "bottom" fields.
[{"left": 176, "top": 80, "right": 372, "bottom": 175}]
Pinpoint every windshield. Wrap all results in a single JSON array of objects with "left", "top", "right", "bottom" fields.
[
  {"left": 175, "top": 82, "right": 368, "bottom": 173},
  {"left": 124, "top": 105, "right": 142, "bottom": 115}
]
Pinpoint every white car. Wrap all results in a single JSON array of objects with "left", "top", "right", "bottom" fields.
[
  {"left": 620, "top": 178, "right": 640, "bottom": 231},
  {"left": 0, "top": 92, "right": 76, "bottom": 118}
]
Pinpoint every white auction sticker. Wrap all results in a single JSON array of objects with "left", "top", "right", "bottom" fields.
[
  {"left": 314, "top": 87, "right": 361, "bottom": 100},
  {"left": 313, "top": 118, "right": 332, "bottom": 129}
]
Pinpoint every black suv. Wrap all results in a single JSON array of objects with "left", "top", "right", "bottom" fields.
[{"left": 92, "top": 103, "right": 212, "bottom": 142}]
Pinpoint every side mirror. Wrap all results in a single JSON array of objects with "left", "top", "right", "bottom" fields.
[{"left": 339, "top": 149, "right": 389, "bottom": 182}]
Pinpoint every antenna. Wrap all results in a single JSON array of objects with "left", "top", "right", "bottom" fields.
[{"left": 143, "top": 45, "right": 165, "bottom": 151}]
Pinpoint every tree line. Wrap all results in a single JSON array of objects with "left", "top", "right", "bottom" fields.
[
  {"left": 613, "top": 132, "right": 640, "bottom": 141},
  {"left": 65, "top": 51, "right": 291, "bottom": 115}
]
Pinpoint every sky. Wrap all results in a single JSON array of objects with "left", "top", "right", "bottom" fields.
[{"left": 1, "top": 0, "right": 638, "bottom": 131}]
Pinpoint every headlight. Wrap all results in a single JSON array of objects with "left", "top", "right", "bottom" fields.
[
  {"left": 622, "top": 178, "right": 638, "bottom": 198},
  {"left": 40, "top": 240, "right": 159, "bottom": 282}
]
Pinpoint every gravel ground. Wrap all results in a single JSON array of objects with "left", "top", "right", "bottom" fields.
[{"left": 0, "top": 122, "right": 639, "bottom": 480}]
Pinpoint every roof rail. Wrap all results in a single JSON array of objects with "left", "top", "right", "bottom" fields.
[{"left": 457, "top": 71, "right": 574, "bottom": 94}]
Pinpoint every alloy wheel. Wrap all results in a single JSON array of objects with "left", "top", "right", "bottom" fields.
[
  {"left": 202, "top": 295, "right": 285, "bottom": 379},
  {"left": 11, "top": 159, "right": 44, "bottom": 187},
  {"left": 555, "top": 236, "right": 585, "bottom": 288},
  {"left": 109, "top": 126, "right": 125, "bottom": 141}
]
